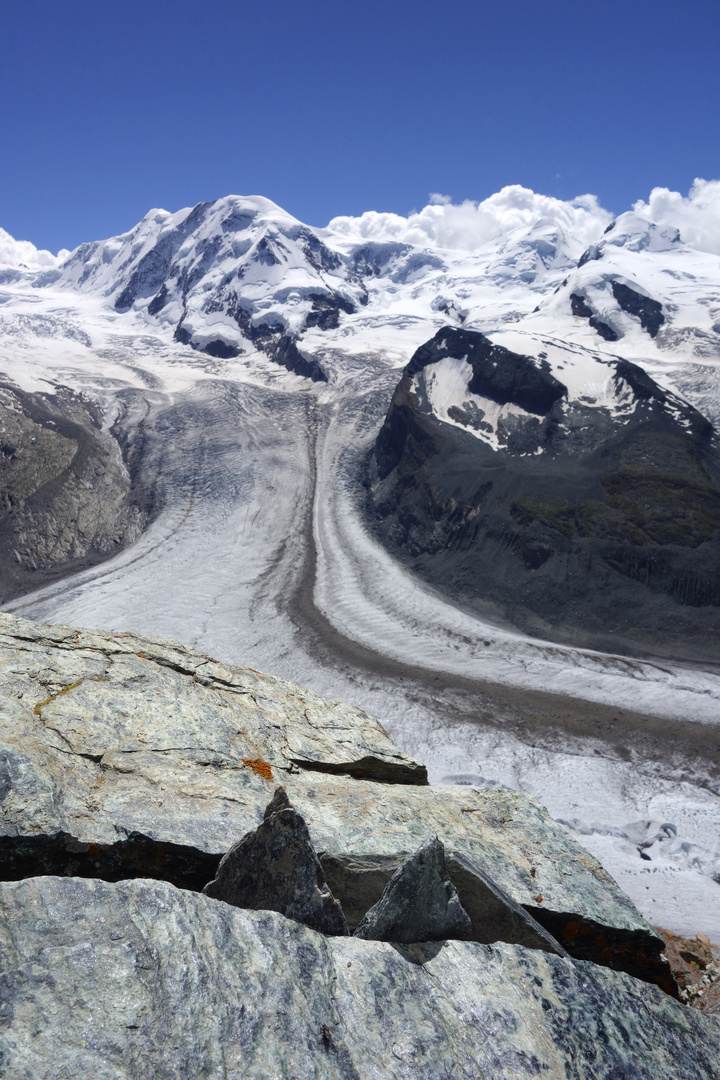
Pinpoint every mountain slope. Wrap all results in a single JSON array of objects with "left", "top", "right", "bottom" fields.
[
  {"left": 369, "top": 326, "right": 720, "bottom": 660},
  {"left": 50, "top": 195, "right": 374, "bottom": 380}
]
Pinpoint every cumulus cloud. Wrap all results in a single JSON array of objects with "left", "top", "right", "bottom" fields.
[
  {"left": 326, "top": 185, "right": 613, "bottom": 252},
  {"left": 633, "top": 179, "right": 720, "bottom": 255},
  {"left": 0, "top": 227, "right": 69, "bottom": 270}
]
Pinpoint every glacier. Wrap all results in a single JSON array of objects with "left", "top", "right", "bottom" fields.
[{"left": 1, "top": 186, "right": 719, "bottom": 938}]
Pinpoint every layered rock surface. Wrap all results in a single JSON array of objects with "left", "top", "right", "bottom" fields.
[
  {"left": 4, "top": 614, "right": 720, "bottom": 1073},
  {"left": 2, "top": 876, "right": 719, "bottom": 1080},
  {"left": 0, "top": 613, "right": 673, "bottom": 986}
]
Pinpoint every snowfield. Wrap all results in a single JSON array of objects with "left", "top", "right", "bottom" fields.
[{"left": 1, "top": 185, "right": 719, "bottom": 938}]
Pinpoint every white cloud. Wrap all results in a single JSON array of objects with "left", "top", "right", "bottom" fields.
[
  {"left": 0, "top": 227, "right": 69, "bottom": 270},
  {"left": 633, "top": 179, "right": 720, "bottom": 255},
  {"left": 326, "top": 185, "right": 613, "bottom": 252}
]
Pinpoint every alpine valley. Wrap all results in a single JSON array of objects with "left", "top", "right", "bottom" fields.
[{"left": 1, "top": 187, "right": 720, "bottom": 948}]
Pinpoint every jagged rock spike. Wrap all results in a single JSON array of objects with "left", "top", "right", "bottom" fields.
[
  {"left": 353, "top": 835, "right": 472, "bottom": 943},
  {"left": 263, "top": 784, "right": 291, "bottom": 819},
  {"left": 203, "top": 789, "right": 348, "bottom": 936}
]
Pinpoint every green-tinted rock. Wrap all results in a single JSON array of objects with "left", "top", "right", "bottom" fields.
[
  {"left": 1, "top": 876, "right": 718, "bottom": 1080},
  {"left": 0, "top": 612, "right": 669, "bottom": 986}
]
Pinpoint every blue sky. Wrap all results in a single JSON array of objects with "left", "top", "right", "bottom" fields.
[{"left": 2, "top": 0, "right": 719, "bottom": 252}]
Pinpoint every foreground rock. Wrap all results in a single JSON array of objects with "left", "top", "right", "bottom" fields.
[
  {"left": 354, "top": 836, "right": 472, "bottom": 943},
  {"left": 0, "top": 613, "right": 672, "bottom": 988},
  {"left": 203, "top": 787, "right": 347, "bottom": 935},
  {"left": 1, "top": 876, "right": 718, "bottom": 1080}
]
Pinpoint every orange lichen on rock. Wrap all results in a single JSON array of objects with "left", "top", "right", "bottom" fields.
[
  {"left": 242, "top": 758, "right": 273, "bottom": 780},
  {"left": 33, "top": 680, "right": 84, "bottom": 714}
]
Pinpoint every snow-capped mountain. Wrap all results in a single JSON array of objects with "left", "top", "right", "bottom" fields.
[
  {"left": 1, "top": 187, "right": 720, "bottom": 940},
  {"left": 529, "top": 213, "right": 720, "bottom": 366},
  {"left": 47, "top": 196, "right": 369, "bottom": 381},
  {"left": 371, "top": 323, "right": 720, "bottom": 662}
]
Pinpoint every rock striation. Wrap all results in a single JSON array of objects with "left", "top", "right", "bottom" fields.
[{"left": 2, "top": 875, "right": 720, "bottom": 1080}]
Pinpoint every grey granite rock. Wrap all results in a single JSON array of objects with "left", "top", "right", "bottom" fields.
[
  {"left": 0, "top": 612, "right": 671, "bottom": 987},
  {"left": 203, "top": 787, "right": 347, "bottom": 936},
  {"left": 354, "top": 836, "right": 471, "bottom": 943},
  {"left": 1, "top": 876, "right": 719, "bottom": 1080}
]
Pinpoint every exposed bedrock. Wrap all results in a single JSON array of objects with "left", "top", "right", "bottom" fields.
[
  {"left": 369, "top": 328, "right": 720, "bottom": 662},
  {"left": 0, "top": 613, "right": 675, "bottom": 991},
  {"left": 0, "top": 383, "right": 147, "bottom": 603},
  {"left": 3, "top": 876, "right": 719, "bottom": 1080},
  {"left": 0, "top": 613, "right": 677, "bottom": 989},
  {"left": 611, "top": 280, "right": 665, "bottom": 337}
]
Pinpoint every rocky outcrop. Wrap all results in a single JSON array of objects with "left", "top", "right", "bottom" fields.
[
  {"left": 203, "top": 787, "right": 348, "bottom": 935},
  {"left": 353, "top": 836, "right": 472, "bottom": 943},
  {"left": 0, "top": 613, "right": 673, "bottom": 991},
  {"left": 368, "top": 327, "right": 720, "bottom": 662},
  {"left": 6, "top": 614, "right": 720, "bottom": 1072},
  {"left": 2, "top": 876, "right": 719, "bottom": 1080},
  {"left": 0, "top": 384, "right": 146, "bottom": 603},
  {"left": 611, "top": 280, "right": 665, "bottom": 337}
]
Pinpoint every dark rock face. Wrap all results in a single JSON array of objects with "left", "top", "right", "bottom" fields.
[
  {"left": 353, "top": 837, "right": 472, "bottom": 943},
  {"left": 612, "top": 280, "right": 665, "bottom": 337},
  {"left": 376, "top": 327, "right": 567, "bottom": 481},
  {"left": 369, "top": 329, "right": 720, "bottom": 661},
  {"left": 578, "top": 244, "right": 603, "bottom": 266},
  {"left": 0, "top": 384, "right": 146, "bottom": 604},
  {"left": 203, "top": 787, "right": 348, "bottom": 936},
  {"left": 305, "top": 292, "right": 356, "bottom": 331},
  {"left": 589, "top": 315, "right": 620, "bottom": 341},
  {"left": 570, "top": 291, "right": 620, "bottom": 340},
  {"left": 527, "top": 908, "right": 679, "bottom": 996},
  {"left": 202, "top": 338, "right": 241, "bottom": 359},
  {"left": 570, "top": 292, "right": 594, "bottom": 318},
  {"left": 273, "top": 335, "right": 328, "bottom": 382},
  {"left": 0, "top": 827, "right": 222, "bottom": 892},
  {"left": 406, "top": 327, "right": 567, "bottom": 417}
]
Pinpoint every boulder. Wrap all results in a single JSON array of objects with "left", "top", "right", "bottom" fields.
[
  {"left": 203, "top": 787, "right": 347, "bottom": 936},
  {"left": 353, "top": 836, "right": 472, "bottom": 942},
  {"left": 1, "top": 876, "right": 718, "bottom": 1080}
]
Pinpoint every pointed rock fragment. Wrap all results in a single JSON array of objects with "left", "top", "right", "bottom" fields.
[
  {"left": 203, "top": 786, "right": 348, "bottom": 936},
  {"left": 353, "top": 836, "right": 472, "bottom": 943}
]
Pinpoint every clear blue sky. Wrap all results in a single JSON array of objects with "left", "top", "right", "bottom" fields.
[{"left": 2, "top": 0, "right": 719, "bottom": 252}]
